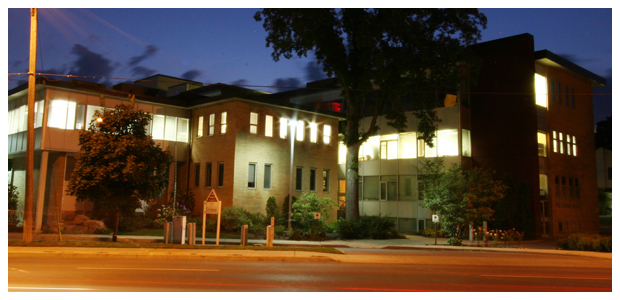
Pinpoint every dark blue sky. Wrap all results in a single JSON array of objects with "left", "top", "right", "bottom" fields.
[{"left": 7, "top": 8, "right": 612, "bottom": 123}]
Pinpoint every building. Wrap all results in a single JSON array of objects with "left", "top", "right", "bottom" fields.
[
  {"left": 8, "top": 34, "right": 605, "bottom": 238},
  {"left": 596, "top": 147, "right": 612, "bottom": 215},
  {"left": 8, "top": 75, "right": 342, "bottom": 233},
  {"left": 284, "top": 34, "right": 605, "bottom": 238}
]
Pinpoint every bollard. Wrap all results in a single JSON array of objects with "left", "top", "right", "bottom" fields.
[
  {"left": 173, "top": 216, "right": 186, "bottom": 244},
  {"left": 164, "top": 222, "right": 171, "bottom": 244},
  {"left": 266, "top": 225, "right": 273, "bottom": 247},
  {"left": 241, "top": 225, "right": 248, "bottom": 246},
  {"left": 187, "top": 223, "right": 195, "bottom": 245}
]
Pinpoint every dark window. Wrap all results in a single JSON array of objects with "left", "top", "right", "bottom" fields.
[
  {"left": 571, "top": 88, "right": 575, "bottom": 108},
  {"left": 194, "top": 163, "right": 201, "bottom": 187},
  {"left": 550, "top": 80, "right": 555, "bottom": 102},
  {"left": 323, "top": 170, "right": 330, "bottom": 192},
  {"left": 558, "top": 221, "right": 563, "bottom": 232},
  {"left": 565, "top": 86, "right": 570, "bottom": 106},
  {"left": 248, "top": 163, "right": 257, "bottom": 188},
  {"left": 264, "top": 164, "right": 272, "bottom": 189},
  {"left": 558, "top": 82, "right": 562, "bottom": 104},
  {"left": 295, "top": 167, "right": 303, "bottom": 191},
  {"left": 205, "top": 163, "right": 212, "bottom": 187},
  {"left": 218, "top": 162, "right": 224, "bottom": 187},
  {"left": 310, "top": 169, "right": 316, "bottom": 191}
]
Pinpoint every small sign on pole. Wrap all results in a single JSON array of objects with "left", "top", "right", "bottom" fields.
[
  {"left": 202, "top": 190, "right": 222, "bottom": 246},
  {"left": 314, "top": 213, "right": 321, "bottom": 220},
  {"left": 432, "top": 214, "right": 439, "bottom": 245},
  {"left": 432, "top": 214, "right": 439, "bottom": 223}
]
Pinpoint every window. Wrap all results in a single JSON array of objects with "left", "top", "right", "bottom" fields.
[
  {"left": 75, "top": 104, "right": 86, "bottom": 130},
  {"left": 417, "top": 139, "right": 426, "bottom": 157},
  {"left": 537, "top": 132, "right": 547, "bottom": 157},
  {"left": 550, "top": 79, "right": 555, "bottom": 102},
  {"left": 571, "top": 88, "right": 575, "bottom": 108},
  {"left": 280, "top": 118, "right": 288, "bottom": 139},
  {"left": 566, "top": 135, "right": 571, "bottom": 155},
  {"left": 462, "top": 129, "right": 472, "bottom": 157},
  {"left": 575, "top": 178, "right": 580, "bottom": 199},
  {"left": 425, "top": 137, "right": 438, "bottom": 157},
  {"left": 265, "top": 115, "right": 273, "bottom": 137},
  {"left": 571, "top": 135, "right": 577, "bottom": 157},
  {"left": 552, "top": 131, "right": 558, "bottom": 153},
  {"left": 399, "top": 133, "right": 417, "bottom": 158},
  {"left": 310, "top": 169, "right": 317, "bottom": 191},
  {"left": 359, "top": 136, "right": 380, "bottom": 161},
  {"left": 221, "top": 112, "right": 227, "bottom": 134},
  {"left": 437, "top": 129, "right": 458, "bottom": 156},
  {"left": 209, "top": 114, "right": 215, "bottom": 136},
  {"left": 380, "top": 139, "right": 398, "bottom": 160},
  {"left": 557, "top": 82, "right": 562, "bottom": 104},
  {"left": 559, "top": 132, "right": 564, "bottom": 154},
  {"left": 218, "top": 162, "right": 224, "bottom": 187},
  {"left": 152, "top": 114, "right": 165, "bottom": 140},
  {"left": 323, "top": 170, "right": 330, "bottom": 192},
  {"left": 197, "top": 116, "right": 204, "bottom": 137},
  {"left": 534, "top": 73, "right": 548, "bottom": 108},
  {"left": 310, "top": 122, "right": 318, "bottom": 143},
  {"left": 569, "top": 177, "right": 574, "bottom": 199},
  {"left": 558, "top": 221, "right": 563, "bottom": 232},
  {"left": 565, "top": 85, "right": 569, "bottom": 107},
  {"left": 562, "top": 176, "right": 567, "bottom": 197},
  {"left": 206, "top": 163, "right": 212, "bottom": 187},
  {"left": 295, "top": 167, "right": 303, "bottom": 191},
  {"left": 555, "top": 176, "right": 560, "bottom": 198},
  {"left": 164, "top": 116, "right": 177, "bottom": 142},
  {"left": 48, "top": 100, "right": 77, "bottom": 129},
  {"left": 323, "top": 125, "right": 332, "bottom": 145},
  {"left": 250, "top": 112, "right": 258, "bottom": 134},
  {"left": 296, "top": 120, "right": 304, "bottom": 141},
  {"left": 248, "top": 163, "right": 257, "bottom": 188},
  {"left": 264, "top": 164, "right": 272, "bottom": 189},
  {"left": 338, "top": 143, "right": 347, "bottom": 164},
  {"left": 195, "top": 163, "right": 201, "bottom": 187},
  {"left": 177, "top": 118, "right": 189, "bottom": 142}
]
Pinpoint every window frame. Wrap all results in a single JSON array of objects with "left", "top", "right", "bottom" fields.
[
  {"left": 197, "top": 115, "right": 204, "bottom": 137},
  {"left": 205, "top": 162, "right": 212, "bottom": 187},
  {"left": 323, "top": 170, "right": 330, "bottom": 192},
  {"left": 250, "top": 112, "right": 258, "bottom": 134},
  {"left": 295, "top": 167, "right": 303, "bottom": 191},
  {"left": 264, "top": 164, "right": 272, "bottom": 189},
  {"left": 209, "top": 114, "right": 215, "bottom": 136},
  {"left": 310, "top": 168, "right": 317, "bottom": 191},
  {"left": 248, "top": 162, "right": 257, "bottom": 189},
  {"left": 265, "top": 115, "right": 273, "bottom": 137},
  {"left": 218, "top": 162, "right": 225, "bottom": 187},
  {"left": 221, "top": 112, "right": 227, "bottom": 134},
  {"left": 194, "top": 163, "right": 201, "bottom": 187}
]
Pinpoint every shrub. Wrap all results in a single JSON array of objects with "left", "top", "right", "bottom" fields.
[
  {"left": 8, "top": 184, "right": 19, "bottom": 210},
  {"left": 221, "top": 206, "right": 253, "bottom": 232},
  {"left": 557, "top": 233, "right": 612, "bottom": 252},
  {"left": 447, "top": 237, "right": 462, "bottom": 246},
  {"left": 290, "top": 193, "right": 335, "bottom": 240},
  {"left": 334, "top": 218, "right": 362, "bottom": 239},
  {"left": 281, "top": 195, "right": 297, "bottom": 222},
  {"left": 335, "top": 215, "right": 400, "bottom": 240},
  {"left": 419, "top": 227, "right": 446, "bottom": 238}
]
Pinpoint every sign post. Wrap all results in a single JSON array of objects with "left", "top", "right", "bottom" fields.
[
  {"left": 432, "top": 214, "right": 439, "bottom": 245},
  {"left": 203, "top": 190, "right": 222, "bottom": 246}
]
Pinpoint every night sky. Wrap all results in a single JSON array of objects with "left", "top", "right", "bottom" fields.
[{"left": 6, "top": 8, "right": 612, "bottom": 124}]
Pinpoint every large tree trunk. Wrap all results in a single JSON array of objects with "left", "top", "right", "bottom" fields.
[
  {"left": 113, "top": 208, "right": 120, "bottom": 242},
  {"left": 345, "top": 144, "right": 362, "bottom": 220}
]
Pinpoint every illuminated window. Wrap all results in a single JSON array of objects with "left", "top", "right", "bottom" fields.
[
  {"left": 164, "top": 116, "right": 177, "bottom": 141},
  {"left": 338, "top": 143, "right": 347, "bottom": 164},
  {"left": 417, "top": 139, "right": 426, "bottom": 157},
  {"left": 280, "top": 118, "right": 288, "bottom": 139},
  {"left": 296, "top": 121, "right": 304, "bottom": 141},
  {"left": 559, "top": 132, "right": 564, "bottom": 154},
  {"left": 566, "top": 135, "right": 571, "bottom": 155},
  {"left": 437, "top": 129, "right": 458, "bottom": 156},
  {"left": 552, "top": 131, "right": 558, "bottom": 153},
  {"left": 572, "top": 136, "right": 577, "bottom": 156},
  {"left": 537, "top": 132, "right": 547, "bottom": 157},
  {"left": 265, "top": 115, "right": 273, "bottom": 137},
  {"left": 209, "top": 114, "right": 215, "bottom": 136},
  {"left": 152, "top": 114, "right": 165, "bottom": 140},
  {"left": 534, "top": 73, "right": 548, "bottom": 108},
  {"left": 197, "top": 116, "right": 204, "bottom": 137},
  {"left": 250, "top": 112, "right": 258, "bottom": 134},
  {"left": 399, "top": 133, "right": 417, "bottom": 159},
  {"left": 75, "top": 105, "right": 85, "bottom": 130},
  {"left": 177, "top": 118, "right": 189, "bottom": 142},
  {"left": 221, "top": 112, "right": 227, "bottom": 134},
  {"left": 462, "top": 129, "right": 472, "bottom": 157},
  {"left": 48, "top": 100, "right": 77, "bottom": 129},
  {"left": 310, "top": 122, "right": 318, "bottom": 143},
  {"left": 359, "top": 136, "right": 380, "bottom": 161},
  {"left": 380, "top": 136, "right": 398, "bottom": 160},
  {"left": 248, "top": 163, "right": 257, "bottom": 188},
  {"left": 323, "top": 125, "right": 332, "bottom": 145},
  {"left": 425, "top": 137, "right": 438, "bottom": 158}
]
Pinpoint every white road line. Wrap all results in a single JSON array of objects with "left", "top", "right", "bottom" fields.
[
  {"left": 481, "top": 275, "right": 611, "bottom": 280},
  {"left": 77, "top": 267, "right": 219, "bottom": 272},
  {"left": 8, "top": 287, "right": 98, "bottom": 290}
]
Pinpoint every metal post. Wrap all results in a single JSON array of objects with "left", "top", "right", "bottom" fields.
[
  {"left": 241, "top": 225, "right": 248, "bottom": 246},
  {"left": 435, "top": 222, "right": 438, "bottom": 245}
]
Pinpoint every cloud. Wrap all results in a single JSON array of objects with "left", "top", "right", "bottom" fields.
[
  {"left": 304, "top": 61, "right": 327, "bottom": 82},
  {"left": 231, "top": 79, "right": 249, "bottom": 87},
  {"left": 131, "top": 66, "right": 158, "bottom": 78},
  {"left": 128, "top": 45, "right": 158, "bottom": 66},
  {"left": 181, "top": 70, "right": 202, "bottom": 81},
  {"left": 69, "top": 44, "right": 114, "bottom": 82},
  {"left": 273, "top": 77, "right": 302, "bottom": 93}
]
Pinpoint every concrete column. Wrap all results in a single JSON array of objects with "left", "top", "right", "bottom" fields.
[{"left": 34, "top": 150, "right": 49, "bottom": 233}]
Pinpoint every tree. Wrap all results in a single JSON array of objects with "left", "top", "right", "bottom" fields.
[
  {"left": 254, "top": 9, "right": 487, "bottom": 220},
  {"left": 67, "top": 103, "right": 172, "bottom": 241},
  {"left": 595, "top": 116, "right": 611, "bottom": 150},
  {"left": 493, "top": 176, "right": 534, "bottom": 237},
  {"left": 418, "top": 159, "right": 506, "bottom": 244}
]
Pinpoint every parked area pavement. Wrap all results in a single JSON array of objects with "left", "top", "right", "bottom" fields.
[{"left": 7, "top": 232, "right": 611, "bottom": 262}]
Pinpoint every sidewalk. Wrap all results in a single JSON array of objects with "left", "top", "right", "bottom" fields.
[{"left": 8, "top": 232, "right": 611, "bottom": 262}]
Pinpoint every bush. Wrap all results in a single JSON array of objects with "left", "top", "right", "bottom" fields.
[
  {"left": 419, "top": 227, "right": 446, "bottom": 237},
  {"left": 290, "top": 193, "right": 335, "bottom": 240},
  {"left": 221, "top": 206, "right": 254, "bottom": 232},
  {"left": 334, "top": 215, "right": 400, "bottom": 240},
  {"left": 281, "top": 195, "right": 297, "bottom": 222},
  {"left": 447, "top": 237, "right": 462, "bottom": 246},
  {"left": 557, "top": 233, "right": 612, "bottom": 252}
]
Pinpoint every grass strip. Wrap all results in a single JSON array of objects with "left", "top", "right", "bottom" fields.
[{"left": 8, "top": 240, "right": 343, "bottom": 254}]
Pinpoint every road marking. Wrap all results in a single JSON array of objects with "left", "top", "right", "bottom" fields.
[
  {"left": 8, "top": 287, "right": 98, "bottom": 290},
  {"left": 9, "top": 268, "right": 29, "bottom": 273},
  {"left": 77, "top": 267, "right": 219, "bottom": 272},
  {"left": 481, "top": 275, "right": 611, "bottom": 280}
]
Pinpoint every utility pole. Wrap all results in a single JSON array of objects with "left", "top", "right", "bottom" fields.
[{"left": 23, "top": 8, "right": 38, "bottom": 242}]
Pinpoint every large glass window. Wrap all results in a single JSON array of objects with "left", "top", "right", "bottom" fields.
[
  {"left": 177, "top": 118, "right": 189, "bottom": 142},
  {"left": 250, "top": 112, "right": 258, "bottom": 134},
  {"left": 248, "top": 163, "right": 257, "bottom": 188},
  {"left": 437, "top": 129, "right": 458, "bottom": 156},
  {"left": 399, "top": 133, "right": 417, "bottom": 159},
  {"left": 425, "top": 137, "right": 438, "bottom": 157},
  {"left": 75, "top": 104, "right": 86, "bottom": 130},
  {"left": 264, "top": 164, "right": 272, "bottom": 189},
  {"left": 164, "top": 116, "right": 177, "bottom": 141},
  {"left": 48, "top": 100, "right": 77, "bottom": 129},
  {"left": 265, "top": 115, "right": 273, "bottom": 137},
  {"left": 151, "top": 114, "right": 165, "bottom": 140},
  {"left": 338, "top": 142, "right": 347, "bottom": 164},
  {"left": 86, "top": 105, "right": 104, "bottom": 129},
  {"left": 197, "top": 116, "right": 204, "bottom": 137},
  {"left": 534, "top": 73, "right": 548, "bottom": 108},
  {"left": 399, "top": 175, "right": 416, "bottom": 201},
  {"left": 280, "top": 118, "right": 288, "bottom": 139},
  {"left": 380, "top": 136, "right": 398, "bottom": 160},
  {"left": 363, "top": 176, "right": 380, "bottom": 200},
  {"left": 537, "top": 132, "right": 547, "bottom": 157},
  {"left": 359, "top": 136, "right": 380, "bottom": 161},
  {"left": 462, "top": 129, "right": 472, "bottom": 157}
]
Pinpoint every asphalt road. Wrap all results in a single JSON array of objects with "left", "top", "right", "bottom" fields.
[{"left": 8, "top": 249, "right": 611, "bottom": 292}]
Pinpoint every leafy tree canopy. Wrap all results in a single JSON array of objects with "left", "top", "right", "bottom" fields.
[
  {"left": 418, "top": 158, "right": 507, "bottom": 241},
  {"left": 595, "top": 116, "right": 611, "bottom": 150},
  {"left": 255, "top": 9, "right": 487, "bottom": 220},
  {"left": 66, "top": 103, "right": 172, "bottom": 241}
]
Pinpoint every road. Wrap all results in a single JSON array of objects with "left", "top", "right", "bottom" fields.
[{"left": 8, "top": 249, "right": 612, "bottom": 292}]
